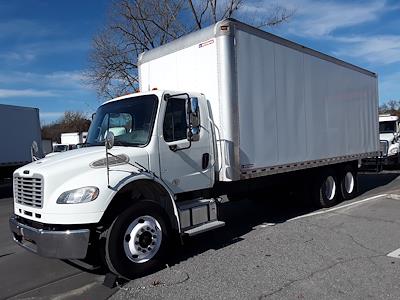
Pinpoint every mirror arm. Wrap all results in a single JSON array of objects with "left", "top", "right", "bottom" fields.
[
  {"left": 169, "top": 139, "right": 192, "bottom": 152},
  {"left": 164, "top": 92, "right": 190, "bottom": 101},
  {"left": 106, "top": 142, "right": 110, "bottom": 188}
]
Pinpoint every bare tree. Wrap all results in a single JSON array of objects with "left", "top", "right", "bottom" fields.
[
  {"left": 379, "top": 100, "right": 400, "bottom": 117},
  {"left": 87, "top": 0, "right": 294, "bottom": 99}
]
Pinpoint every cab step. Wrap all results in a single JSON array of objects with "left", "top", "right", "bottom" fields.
[
  {"left": 177, "top": 198, "right": 224, "bottom": 236},
  {"left": 183, "top": 220, "right": 225, "bottom": 236}
]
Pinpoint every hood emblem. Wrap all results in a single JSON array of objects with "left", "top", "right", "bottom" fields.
[{"left": 90, "top": 154, "right": 130, "bottom": 168}]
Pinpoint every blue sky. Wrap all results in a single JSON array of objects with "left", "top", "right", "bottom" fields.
[{"left": 0, "top": 0, "right": 399, "bottom": 125}]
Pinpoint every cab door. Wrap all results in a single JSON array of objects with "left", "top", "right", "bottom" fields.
[{"left": 158, "top": 94, "right": 214, "bottom": 194}]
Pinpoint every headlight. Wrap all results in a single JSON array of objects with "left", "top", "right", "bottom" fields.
[
  {"left": 390, "top": 148, "right": 399, "bottom": 155},
  {"left": 57, "top": 187, "right": 99, "bottom": 204}
]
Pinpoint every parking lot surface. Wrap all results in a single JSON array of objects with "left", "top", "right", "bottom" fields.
[{"left": 2, "top": 172, "right": 400, "bottom": 299}]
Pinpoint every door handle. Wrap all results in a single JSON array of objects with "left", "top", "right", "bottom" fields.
[{"left": 202, "top": 153, "right": 210, "bottom": 169}]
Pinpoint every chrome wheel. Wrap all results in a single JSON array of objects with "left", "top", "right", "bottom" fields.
[
  {"left": 344, "top": 172, "right": 354, "bottom": 194},
  {"left": 322, "top": 176, "right": 336, "bottom": 201},
  {"left": 123, "top": 215, "right": 162, "bottom": 263}
]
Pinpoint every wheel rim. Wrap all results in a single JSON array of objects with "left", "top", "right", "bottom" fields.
[
  {"left": 123, "top": 215, "right": 162, "bottom": 264},
  {"left": 322, "top": 176, "right": 336, "bottom": 201},
  {"left": 344, "top": 172, "right": 354, "bottom": 194}
]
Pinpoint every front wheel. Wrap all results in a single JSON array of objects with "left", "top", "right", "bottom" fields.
[{"left": 104, "top": 201, "right": 171, "bottom": 279}]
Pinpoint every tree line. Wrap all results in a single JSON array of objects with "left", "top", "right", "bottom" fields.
[
  {"left": 379, "top": 100, "right": 400, "bottom": 117},
  {"left": 41, "top": 111, "right": 90, "bottom": 143}
]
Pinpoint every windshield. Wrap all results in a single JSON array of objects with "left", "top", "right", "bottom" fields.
[
  {"left": 53, "top": 145, "right": 68, "bottom": 152},
  {"left": 86, "top": 95, "right": 158, "bottom": 147},
  {"left": 379, "top": 121, "right": 396, "bottom": 133}
]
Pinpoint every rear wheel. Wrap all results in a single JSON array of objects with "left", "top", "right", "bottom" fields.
[
  {"left": 104, "top": 201, "right": 170, "bottom": 280},
  {"left": 339, "top": 167, "right": 358, "bottom": 200},
  {"left": 313, "top": 170, "right": 338, "bottom": 208}
]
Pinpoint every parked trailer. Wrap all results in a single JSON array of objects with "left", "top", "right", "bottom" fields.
[
  {"left": 9, "top": 19, "right": 379, "bottom": 279},
  {"left": 0, "top": 104, "right": 42, "bottom": 179},
  {"left": 61, "top": 132, "right": 87, "bottom": 145}
]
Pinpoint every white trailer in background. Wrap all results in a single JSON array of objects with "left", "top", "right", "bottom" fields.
[
  {"left": 10, "top": 19, "right": 379, "bottom": 280},
  {"left": 61, "top": 132, "right": 87, "bottom": 145},
  {"left": 0, "top": 104, "right": 42, "bottom": 178}
]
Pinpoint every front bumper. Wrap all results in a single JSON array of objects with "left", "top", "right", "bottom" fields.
[{"left": 9, "top": 214, "right": 90, "bottom": 259}]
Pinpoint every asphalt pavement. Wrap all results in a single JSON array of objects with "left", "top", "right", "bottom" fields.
[{"left": 1, "top": 172, "right": 400, "bottom": 299}]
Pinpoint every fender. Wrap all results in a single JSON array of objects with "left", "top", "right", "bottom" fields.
[{"left": 103, "top": 170, "right": 181, "bottom": 233}]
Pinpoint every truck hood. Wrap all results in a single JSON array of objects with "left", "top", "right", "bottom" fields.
[
  {"left": 15, "top": 146, "right": 149, "bottom": 177},
  {"left": 380, "top": 133, "right": 396, "bottom": 143},
  {"left": 13, "top": 145, "right": 151, "bottom": 222}
]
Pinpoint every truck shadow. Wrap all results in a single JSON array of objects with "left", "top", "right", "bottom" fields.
[
  {"left": 0, "top": 180, "right": 13, "bottom": 199},
  {"left": 358, "top": 172, "right": 400, "bottom": 195},
  {"left": 168, "top": 171, "right": 400, "bottom": 267}
]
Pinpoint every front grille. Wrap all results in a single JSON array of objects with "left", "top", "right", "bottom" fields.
[
  {"left": 14, "top": 176, "right": 43, "bottom": 208},
  {"left": 380, "top": 140, "right": 389, "bottom": 157}
]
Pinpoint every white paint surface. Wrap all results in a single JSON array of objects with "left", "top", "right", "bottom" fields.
[
  {"left": 288, "top": 194, "right": 387, "bottom": 222},
  {"left": 387, "top": 248, "right": 400, "bottom": 259}
]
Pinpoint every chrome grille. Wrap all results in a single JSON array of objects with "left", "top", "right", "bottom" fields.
[
  {"left": 380, "top": 140, "right": 389, "bottom": 157},
  {"left": 14, "top": 176, "right": 43, "bottom": 208}
]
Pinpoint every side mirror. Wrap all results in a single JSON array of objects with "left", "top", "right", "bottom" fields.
[
  {"left": 105, "top": 131, "right": 115, "bottom": 150},
  {"left": 91, "top": 112, "right": 96, "bottom": 120},
  {"left": 187, "top": 97, "right": 200, "bottom": 141}
]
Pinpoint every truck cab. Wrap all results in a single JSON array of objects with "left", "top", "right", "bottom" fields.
[
  {"left": 10, "top": 90, "right": 220, "bottom": 279},
  {"left": 379, "top": 114, "right": 400, "bottom": 165}
]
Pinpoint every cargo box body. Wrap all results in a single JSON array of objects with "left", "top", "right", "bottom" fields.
[{"left": 139, "top": 19, "right": 379, "bottom": 182}]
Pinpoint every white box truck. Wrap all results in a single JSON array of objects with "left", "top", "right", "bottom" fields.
[
  {"left": 0, "top": 104, "right": 42, "bottom": 179},
  {"left": 61, "top": 132, "right": 88, "bottom": 145},
  {"left": 378, "top": 114, "right": 400, "bottom": 165},
  {"left": 9, "top": 19, "right": 379, "bottom": 279}
]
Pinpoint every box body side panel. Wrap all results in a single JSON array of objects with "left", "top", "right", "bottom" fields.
[{"left": 236, "top": 29, "right": 379, "bottom": 172}]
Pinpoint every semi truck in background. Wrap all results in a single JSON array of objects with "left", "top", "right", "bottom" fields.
[
  {"left": 0, "top": 104, "right": 42, "bottom": 179},
  {"left": 9, "top": 19, "right": 379, "bottom": 280},
  {"left": 378, "top": 114, "right": 400, "bottom": 165}
]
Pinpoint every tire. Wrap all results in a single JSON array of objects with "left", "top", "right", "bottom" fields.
[
  {"left": 104, "top": 201, "right": 170, "bottom": 280},
  {"left": 312, "top": 170, "right": 339, "bottom": 208},
  {"left": 339, "top": 167, "right": 358, "bottom": 200}
]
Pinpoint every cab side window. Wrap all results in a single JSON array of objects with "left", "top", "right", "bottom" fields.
[{"left": 163, "top": 98, "right": 187, "bottom": 142}]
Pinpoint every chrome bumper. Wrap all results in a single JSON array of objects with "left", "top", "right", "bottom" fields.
[{"left": 9, "top": 215, "right": 90, "bottom": 259}]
